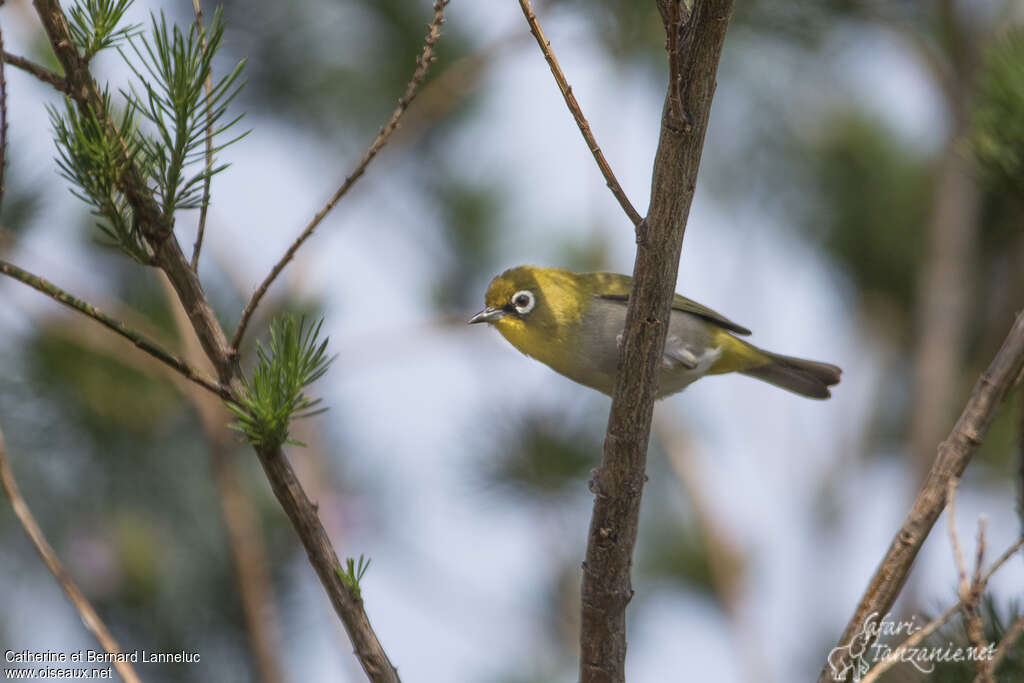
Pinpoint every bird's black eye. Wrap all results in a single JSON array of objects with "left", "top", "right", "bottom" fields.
[{"left": 511, "top": 290, "right": 536, "bottom": 315}]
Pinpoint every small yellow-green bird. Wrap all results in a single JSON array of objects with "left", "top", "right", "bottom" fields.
[{"left": 469, "top": 266, "right": 841, "bottom": 399}]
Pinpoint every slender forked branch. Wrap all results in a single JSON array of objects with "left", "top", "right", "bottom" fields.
[
  {"left": 858, "top": 535, "right": 1024, "bottom": 683},
  {"left": 0, "top": 258, "right": 231, "bottom": 400},
  {"left": 946, "top": 480, "right": 994, "bottom": 683},
  {"left": 189, "top": 0, "right": 215, "bottom": 272},
  {"left": 0, "top": 425, "right": 144, "bottom": 683},
  {"left": 230, "top": 0, "right": 449, "bottom": 355},
  {"left": 821, "top": 311, "right": 1024, "bottom": 683},
  {"left": 515, "top": 0, "right": 643, "bottom": 227}
]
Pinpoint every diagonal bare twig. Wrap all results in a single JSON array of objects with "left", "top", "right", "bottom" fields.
[
  {"left": 0, "top": 424, "right": 144, "bottom": 683},
  {"left": 0, "top": 50, "right": 69, "bottom": 93},
  {"left": 821, "top": 311, "right": 1024, "bottom": 683},
  {"left": 230, "top": 0, "right": 450, "bottom": 355},
  {"left": 515, "top": 0, "right": 643, "bottom": 228},
  {"left": 858, "top": 535, "right": 1024, "bottom": 683},
  {"left": 189, "top": 0, "right": 214, "bottom": 272},
  {"left": 946, "top": 479, "right": 994, "bottom": 683},
  {"left": 0, "top": 258, "right": 231, "bottom": 400}
]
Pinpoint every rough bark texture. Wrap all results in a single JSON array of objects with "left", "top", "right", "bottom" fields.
[
  {"left": 820, "top": 312, "right": 1024, "bottom": 683},
  {"left": 578, "top": 2, "right": 734, "bottom": 682}
]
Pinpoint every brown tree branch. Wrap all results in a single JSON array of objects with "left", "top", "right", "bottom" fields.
[
  {"left": 0, "top": 28, "right": 8, "bottom": 217},
  {"left": 254, "top": 444, "right": 399, "bottom": 681},
  {"left": 230, "top": 0, "right": 449, "bottom": 356},
  {"left": 578, "top": 2, "right": 734, "bottom": 682},
  {"left": 0, "top": 424, "right": 144, "bottom": 683},
  {"left": 29, "top": 1, "right": 403, "bottom": 679},
  {"left": 820, "top": 311, "right": 1024, "bottom": 683},
  {"left": 0, "top": 50, "right": 69, "bottom": 93},
  {"left": 0, "top": 258, "right": 231, "bottom": 399},
  {"left": 515, "top": 0, "right": 643, "bottom": 228}
]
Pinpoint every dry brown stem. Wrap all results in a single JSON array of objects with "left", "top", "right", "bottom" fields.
[
  {"left": 188, "top": 0, "right": 215, "bottom": 272},
  {"left": 0, "top": 425, "right": 144, "bottom": 683},
  {"left": 230, "top": 0, "right": 450, "bottom": 355},
  {"left": 515, "top": 0, "right": 643, "bottom": 227}
]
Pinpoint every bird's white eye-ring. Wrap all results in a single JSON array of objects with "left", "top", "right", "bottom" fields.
[{"left": 511, "top": 290, "right": 535, "bottom": 315}]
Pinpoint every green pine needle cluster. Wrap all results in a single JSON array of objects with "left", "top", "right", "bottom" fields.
[
  {"left": 227, "top": 316, "right": 334, "bottom": 452},
  {"left": 68, "top": 0, "right": 140, "bottom": 61},
  {"left": 123, "top": 9, "right": 247, "bottom": 216},
  {"left": 50, "top": 0, "right": 247, "bottom": 260},
  {"left": 335, "top": 555, "right": 372, "bottom": 601},
  {"left": 973, "top": 30, "right": 1024, "bottom": 196},
  {"left": 49, "top": 94, "right": 150, "bottom": 263}
]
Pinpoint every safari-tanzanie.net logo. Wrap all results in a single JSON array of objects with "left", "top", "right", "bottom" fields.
[{"left": 826, "top": 611, "right": 996, "bottom": 681}]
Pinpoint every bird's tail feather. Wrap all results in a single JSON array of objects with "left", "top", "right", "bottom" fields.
[{"left": 740, "top": 350, "right": 842, "bottom": 399}]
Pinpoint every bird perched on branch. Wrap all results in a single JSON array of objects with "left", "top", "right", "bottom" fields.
[{"left": 469, "top": 265, "right": 841, "bottom": 399}]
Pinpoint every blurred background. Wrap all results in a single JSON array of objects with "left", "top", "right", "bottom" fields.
[{"left": 1, "top": 0, "right": 1023, "bottom": 681}]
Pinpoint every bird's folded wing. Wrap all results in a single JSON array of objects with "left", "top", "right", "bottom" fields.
[{"left": 593, "top": 286, "right": 751, "bottom": 336}]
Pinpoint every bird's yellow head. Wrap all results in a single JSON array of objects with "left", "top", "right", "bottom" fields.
[{"left": 468, "top": 266, "right": 587, "bottom": 363}]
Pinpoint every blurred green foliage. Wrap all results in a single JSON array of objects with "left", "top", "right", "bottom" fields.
[
  {"left": 808, "top": 114, "right": 932, "bottom": 323},
  {"left": 481, "top": 411, "right": 598, "bottom": 502},
  {"left": 973, "top": 30, "right": 1024, "bottom": 198},
  {"left": 637, "top": 517, "right": 716, "bottom": 596}
]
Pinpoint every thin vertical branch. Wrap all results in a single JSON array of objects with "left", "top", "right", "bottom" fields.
[
  {"left": 0, "top": 25, "right": 9, "bottom": 217},
  {"left": 0, "top": 425, "right": 144, "bottom": 683},
  {"left": 947, "top": 480, "right": 994, "bottom": 683},
  {"left": 1018, "top": 382, "right": 1024, "bottom": 537},
  {"left": 515, "top": 0, "right": 643, "bottom": 227},
  {"left": 189, "top": 0, "right": 215, "bottom": 271},
  {"left": 230, "top": 0, "right": 449, "bottom": 356},
  {"left": 821, "top": 312, "right": 1024, "bottom": 683},
  {"left": 578, "top": 2, "right": 734, "bottom": 681}
]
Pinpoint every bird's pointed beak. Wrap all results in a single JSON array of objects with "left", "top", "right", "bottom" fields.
[{"left": 468, "top": 307, "right": 506, "bottom": 325}]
